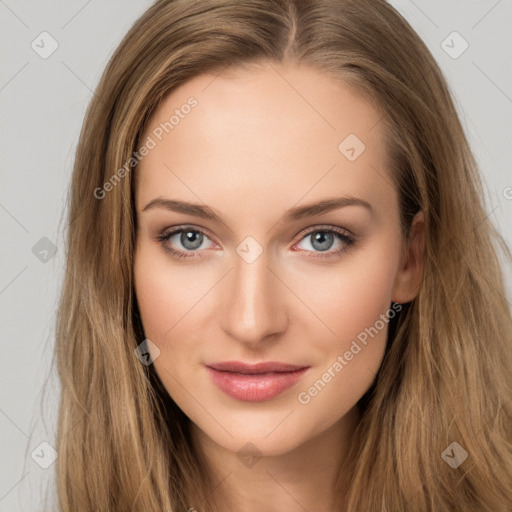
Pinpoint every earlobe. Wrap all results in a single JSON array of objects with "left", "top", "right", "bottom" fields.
[{"left": 392, "top": 211, "right": 425, "bottom": 304}]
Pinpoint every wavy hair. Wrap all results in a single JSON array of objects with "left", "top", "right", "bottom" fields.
[{"left": 54, "top": 0, "right": 512, "bottom": 510}]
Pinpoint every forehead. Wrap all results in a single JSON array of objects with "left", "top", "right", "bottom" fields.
[{"left": 135, "top": 62, "right": 396, "bottom": 220}]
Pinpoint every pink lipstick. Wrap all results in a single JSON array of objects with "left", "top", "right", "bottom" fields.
[{"left": 205, "top": 361, "right": 310, "bottom": 402}]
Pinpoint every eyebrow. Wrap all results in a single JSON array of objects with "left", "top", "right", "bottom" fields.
[{"left": 141, "top": 196, "right": 373, "bottom": 222}]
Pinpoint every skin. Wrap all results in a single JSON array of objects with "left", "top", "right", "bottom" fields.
[{"left": 133, "top": 61, "right": 424, "bottom": 512}]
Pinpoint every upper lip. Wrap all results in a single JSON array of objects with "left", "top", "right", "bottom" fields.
[{"left": 206, "top": 361, "right": 308, "bottom": 374}]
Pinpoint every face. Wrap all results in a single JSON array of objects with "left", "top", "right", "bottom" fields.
[{"left": 133, "top": 61, "right": 421, "bottom": 457}]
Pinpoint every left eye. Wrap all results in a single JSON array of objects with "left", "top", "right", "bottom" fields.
[
  {"left": 157, "top": 225, "right": 355, "bottom": 260},
  {"left": 293, "top": 227, "right": 354, "bottom": 256}
]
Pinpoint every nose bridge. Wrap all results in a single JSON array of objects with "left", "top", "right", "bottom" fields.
[{"left": 222, "top": 248, "right": 286, "bottom": 345}]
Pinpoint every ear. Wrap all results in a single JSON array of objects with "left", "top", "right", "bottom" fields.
[{"left": 392, "top": 210, "right": 425, "bottom": 304}]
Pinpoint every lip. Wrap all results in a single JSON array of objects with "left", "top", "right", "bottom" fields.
[{"left": 205, "top": 361, "right": 310, "bottom": 402}]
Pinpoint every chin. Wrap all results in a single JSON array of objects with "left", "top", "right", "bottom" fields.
[{"left": 193, "top": 414, "right": 317, "bottom": 459}]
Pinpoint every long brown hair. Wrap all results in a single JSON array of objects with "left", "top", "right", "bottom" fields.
[{"left": 54, "top": 0, "right": 512, "bottom": 510}]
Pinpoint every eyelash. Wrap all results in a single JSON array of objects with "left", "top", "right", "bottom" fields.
[{"left": 156, "top": 224, "right": 355, "bottom": 261}]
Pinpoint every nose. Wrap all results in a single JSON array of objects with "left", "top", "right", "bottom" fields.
[{"left": 221, "top": 249, "right": 288, "bottom": 347}]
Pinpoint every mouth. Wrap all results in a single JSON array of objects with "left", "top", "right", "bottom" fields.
[{"left": 205, "top": 361, "right": 310, "bottom": 402}]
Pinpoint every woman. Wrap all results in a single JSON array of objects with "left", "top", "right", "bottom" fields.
[{"left": 54, "top": 0, "right": 512, "bottom": 510}]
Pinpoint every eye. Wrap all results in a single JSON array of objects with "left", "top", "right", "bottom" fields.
[
  {"left": 156, "top": 224, "right": 355, "bottom": 261},
  {"left": 156, "top": 225, "right": 216, "bottom": 260},
  {"left": 292, "top": 225, "right": 355, "bottom": 260}
]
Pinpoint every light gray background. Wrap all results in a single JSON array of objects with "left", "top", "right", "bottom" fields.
[{"left": 1, "top": 1, "right": 511, "bottom": 510}]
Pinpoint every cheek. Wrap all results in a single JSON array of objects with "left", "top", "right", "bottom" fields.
[
  {"left": 290, "top": 240, "right": 400, "bottom": 348},
  {"left": 291, "top": 273, "right": 398, "bottom": 439},
  {"left": 133, "top": 244, "right": 207, "bottom": 342},
  {"left": 289, "top": 239, "right": 400, "bottom": 404}
]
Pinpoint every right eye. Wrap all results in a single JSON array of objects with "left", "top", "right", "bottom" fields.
[{"left": 157, "top": 225, "right": 217, "bottom": 260}]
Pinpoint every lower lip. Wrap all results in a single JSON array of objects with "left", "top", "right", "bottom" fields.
[{"left": 206, "top": 367, "right": 309, "bottom": 402}]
